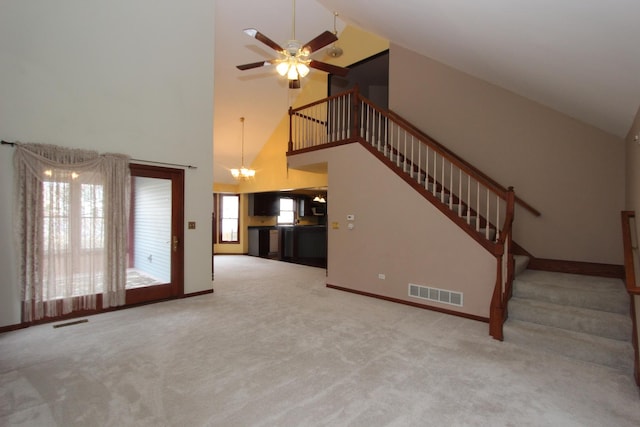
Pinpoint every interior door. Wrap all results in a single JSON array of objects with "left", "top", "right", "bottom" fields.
[{"left": 126, "top": 163, "right": 184, "bottom": 305}]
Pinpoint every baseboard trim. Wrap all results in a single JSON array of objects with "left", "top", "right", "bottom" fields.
[
  {"left": 183, "top": 289, "right": 214, "bottom": 298},
  {"left": 527, "top": 258, "right": 624, "bottom": 279},
  {"left": 0, "top": 289, "right": 214, "bottom": 335},
  {"left": 326, "top": 284, "right": 489, "bottom": 323},
  {"left": 0, "top": 322, "right": 28, "bottom": 334}
]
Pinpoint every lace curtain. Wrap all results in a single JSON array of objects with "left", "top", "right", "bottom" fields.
[{"left": 13, "top": 143, "right": 130, "bottom": 322}]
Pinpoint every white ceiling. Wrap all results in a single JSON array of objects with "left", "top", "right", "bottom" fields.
[{"left": 214, "top": 0, "right": 640, "bottom": 185}]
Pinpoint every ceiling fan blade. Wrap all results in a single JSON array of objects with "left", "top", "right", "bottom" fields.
[
  {"left": 309, "top": 60, "right": 349, "bottom": 77},
  {"left": 243, "top": 28, "right": 284, "bottom": 53},
  {"left": 236, "top": 60, "right": 275, "bottom": 71},
  {"left": 289, "top": 79, "right": 301, "bottom": 89},
  {"left": 302, "top": 31, "right": 338, "bottom": 54}
]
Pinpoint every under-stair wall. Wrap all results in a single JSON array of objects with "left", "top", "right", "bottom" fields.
[
  {"left": 288, "top": 143, "right": 497, "bottom": 320},
  {"left": 288, "top": 88, "right": 518, "bottom": 336}
]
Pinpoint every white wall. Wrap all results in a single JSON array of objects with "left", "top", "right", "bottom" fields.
[{"left": 0, "top": 0, "right": 215, "bottom": 327}]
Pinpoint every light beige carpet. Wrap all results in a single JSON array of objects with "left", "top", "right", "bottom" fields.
[{"left": 1, "top": 255, "right": 639, "bottom": 426}]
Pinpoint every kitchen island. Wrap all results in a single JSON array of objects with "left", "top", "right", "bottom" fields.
[{"left": 248, "top": 225, "right": 327, "bottom": 268}]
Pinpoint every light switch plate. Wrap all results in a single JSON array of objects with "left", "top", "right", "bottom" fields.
[
  {"left": 188, "top": 221, "right": 196, "bottom": 229},
  {"left": 346, "top": 214, "right": 355, "bottom": 221}
]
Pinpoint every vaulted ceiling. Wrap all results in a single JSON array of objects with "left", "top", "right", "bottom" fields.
[{"left": 214, "top": 0, "right": 640, "bottom": 185}]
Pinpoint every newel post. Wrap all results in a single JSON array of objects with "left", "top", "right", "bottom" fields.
[
  {"left": 489, "top": 186, "right": 516, "bottom": 341},
  {"left": 352, "top": 84, "right": 360, "bottom": 140},
  {"left": 489, "top": 254, "right": 505, "bottom": 341},
  {"left": 288, "top": 106, "right": 294, "bottom": 153}
]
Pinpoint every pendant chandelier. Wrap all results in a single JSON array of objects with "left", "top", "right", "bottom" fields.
[{"left": 230, "top": 117, "right": 256, "bottom": 180}]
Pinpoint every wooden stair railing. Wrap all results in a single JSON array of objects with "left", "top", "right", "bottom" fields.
[
  {"left": 288, "top": 86, "right": 538, "bottom": 340},
  {"left": 620, "top": 211, "right": 640, "bottom": 386}
]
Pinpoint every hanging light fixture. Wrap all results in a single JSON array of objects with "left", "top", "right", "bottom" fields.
[
  {"left": 274, "top": 0, "right": 311, "bottom": 86},
  {"left": 326, "top": 12, "right": 343, "bottom": 58},
  {"left": 230, "top": 117, "right": 256, "bottom": 180}
]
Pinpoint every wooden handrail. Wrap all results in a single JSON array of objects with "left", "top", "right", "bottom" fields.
[
  {"left": 620, "top": 210, "right": 640, "bottom": 386},
  {"left": 387, "top": 110, "right": 540, "bottom": 217}
]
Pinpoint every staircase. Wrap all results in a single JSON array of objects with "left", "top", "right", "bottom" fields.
[
  {"left": 505, "top": 259, "right": 634, "bottom": 373},
  {"left": 288, "top": 87, "right": 637, "bottom": 377}
]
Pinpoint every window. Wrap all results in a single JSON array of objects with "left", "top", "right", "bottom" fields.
[
  {"left": 15, "top": 143, "right": 130, "bottom": 321},
  {"left": 40, "top": 174, "right": 106, "bottom": 300},
  {"left": 277, "top": 198, "right": 295, "bottom": 225},
  {"left": 220, "top": 194, "right": 240, "bottom": 243}
]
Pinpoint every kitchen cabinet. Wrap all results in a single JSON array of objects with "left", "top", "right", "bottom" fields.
[
  {"left": 248, "top": 227, "right": 280, "bottom": 258},
  {"left": 248, "top": 228, "right": 270, "bottom": 257},
  {"left": 248, "top": 225, "right": 327, "bottom": 268},
  {"left": 297, "top": 196, "right": 312, "bottom": 217},
  {"left": 249, "top": 192, "right": 279, "bottom": 216}
]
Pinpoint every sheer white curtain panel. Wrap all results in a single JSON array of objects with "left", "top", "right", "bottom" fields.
[{"left": 13, "top": 143, "right": 130, "bottom": 322}]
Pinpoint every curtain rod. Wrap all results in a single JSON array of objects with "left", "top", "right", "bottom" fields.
[{"left": 2, "top": 140, "right": 198, "bottom": 170}]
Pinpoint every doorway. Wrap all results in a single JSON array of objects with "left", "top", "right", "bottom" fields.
[{"left": 126, "top": 163, "right": 185, "bottom": 305}]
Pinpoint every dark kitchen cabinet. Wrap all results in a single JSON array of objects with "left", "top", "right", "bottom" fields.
[
  {"left": 297, "top": 196, "right": 313, "bottom": 217},
  {"left": 248, "top": 228, "right": 270, "bottom": 257},
  {"left": 249, "top": 192, "right": 279, "bottom": 216}
]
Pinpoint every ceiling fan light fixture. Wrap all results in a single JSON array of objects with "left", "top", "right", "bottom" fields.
[
  {"left": 287, "top": 64, "right": 299, "bottom": 80},
  {"left": 276, "top": 61, "right": 290, "bottom": 76},
  {"left": 296, "top": 62, "right": 310, "bottom": 78},
  {"left": 236, "top": 0, "right": 349, "bottom": 83}
]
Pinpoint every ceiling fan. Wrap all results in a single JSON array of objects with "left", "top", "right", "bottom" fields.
[{"left": 236, "top": 0, "right": 349, "bottom": 89}]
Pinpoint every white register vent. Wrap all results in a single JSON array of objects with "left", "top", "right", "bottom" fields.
[{"left": 408, "top": 283, "right": 463, "bottom": 307}]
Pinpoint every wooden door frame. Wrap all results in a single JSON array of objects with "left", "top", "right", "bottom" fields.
[{"left": 126, "top": 163, "right": 185, "bottom": 305}]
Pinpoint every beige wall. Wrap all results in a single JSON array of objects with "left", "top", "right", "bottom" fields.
[
  {"left": 0, "top": 0, "right": 215, "bottom": 327},
  {"left": 289, "top": 144, "right": 496, "bottom": 319},
  {"left": 625, "top": 106, "right": 640, "bottom": 212},
  {"left": 389, "top": 44, "right": 625, "bottom": 265}
]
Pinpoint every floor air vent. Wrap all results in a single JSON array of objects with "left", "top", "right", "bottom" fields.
[{"left": 408, "top": 283, "right": 463, "bottom": 307}]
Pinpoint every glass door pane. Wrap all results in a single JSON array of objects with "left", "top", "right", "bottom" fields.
[{"left": 127, "top": 176, "right": 172, "bottom": 289}]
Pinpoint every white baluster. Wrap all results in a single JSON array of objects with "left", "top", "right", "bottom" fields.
[
  {"left": 467, "top": 175, "right": 471, "bottom": 224},
  {"left": 441, "top": 156, "right": 445, "bottom": 203},
  {"left": 449, "top": 163, "right": 453, "bottom": 209},
  {"left": 496, "top": 194, "right": 501, "bottom": 241},
  {"left": 476, "top": 182, "right": 480, "bottom": 232},
  {"left": 425, "top": 146, "right": 430, "bottom": 189},
  {"left": 433, "top": 151, "right": 438, "bottom": 196},
  {"left": 416, "top": 137, "right": 420, "bottom": 182},
  {"left": 458, "top": 169, "right": 463, "bottom": 215},
  {"left": 486, "top": 188, "right": 490, "bottom": 239},
  {"left": 383, "top": 115, "right": 388, "bottom": 156},
  {"left": 396, "top": 126, "right": 401, "bottom": 167}
]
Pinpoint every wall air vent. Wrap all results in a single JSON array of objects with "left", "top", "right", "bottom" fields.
[{"left": 408, "top": 283, "right": 463, "bottom": 307}]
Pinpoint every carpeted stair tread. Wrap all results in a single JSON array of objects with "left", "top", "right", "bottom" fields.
[
  {"left": 513, "top": 270, "right": 629, "bottom": 315},
  {"left": 504, "top": 319, "right": 634, "bottom": 374},
  {"left": 508, "top": 297, "right": 631, "bottom": 341}
]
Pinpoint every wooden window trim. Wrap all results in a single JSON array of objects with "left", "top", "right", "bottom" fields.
[{"left": 218, "top": 193, "right": 240, "bottom": 244}]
